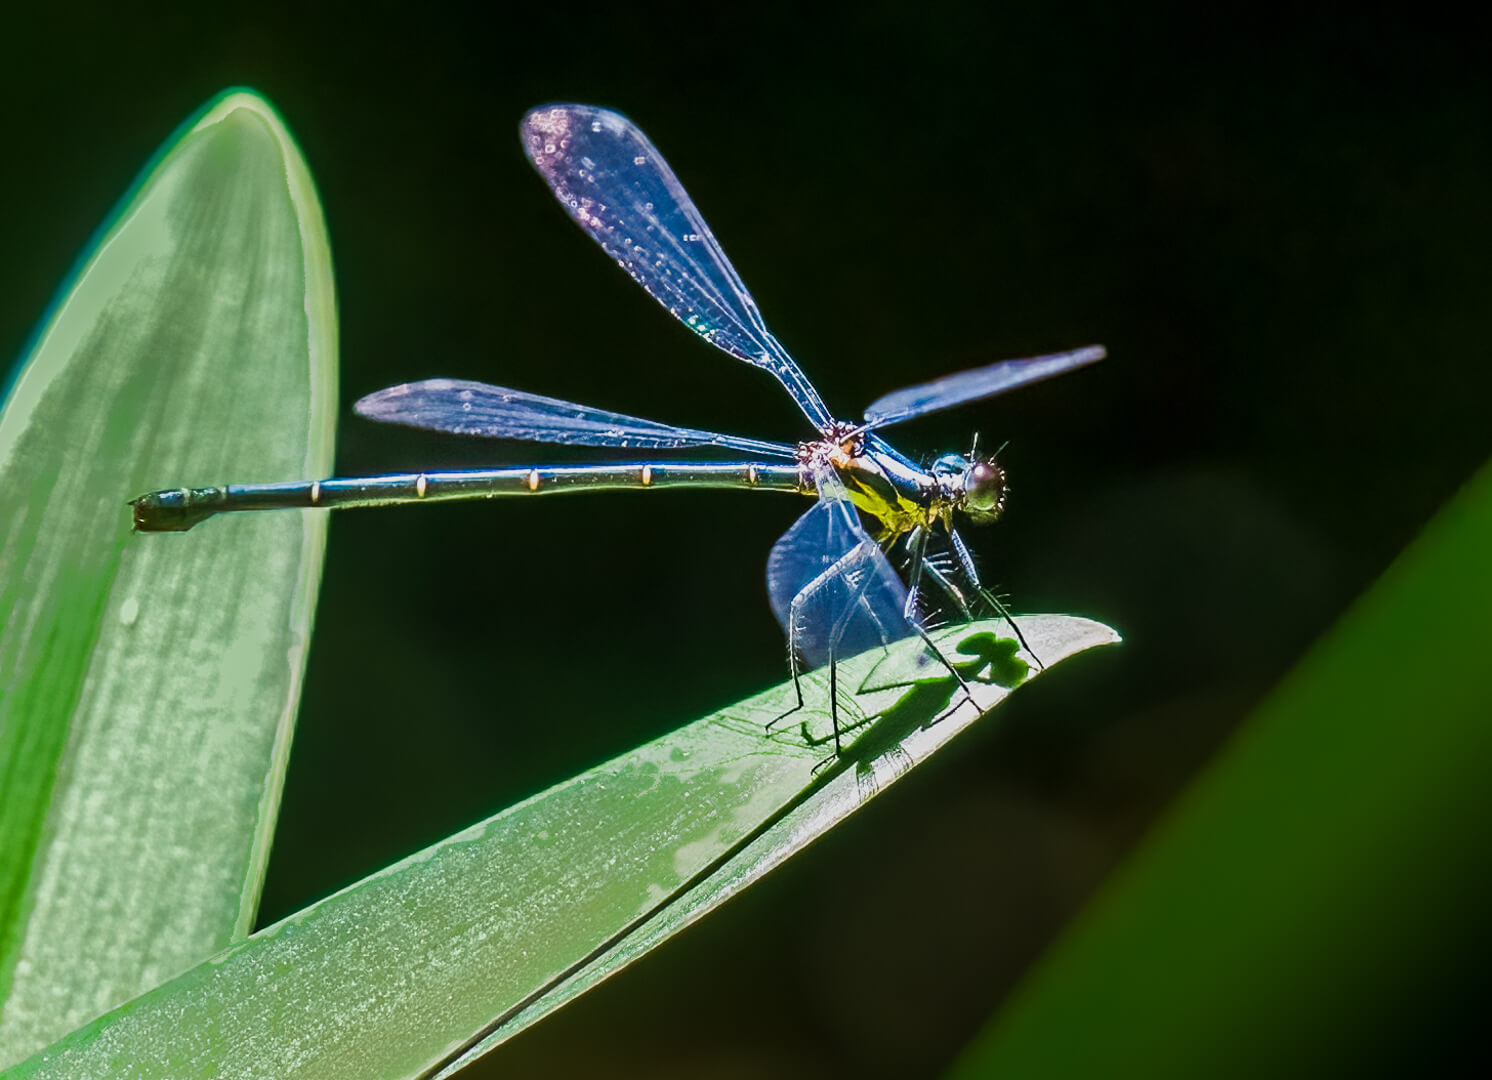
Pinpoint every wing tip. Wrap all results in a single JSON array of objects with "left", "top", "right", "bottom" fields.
[
  {"left": 355, "top": 377, "right": 493, "bottom": 420},
  {"left": 353, "top": 380, "right": 420, "bottom": 419},
  {"left": 521, "top": 103, "right": 629, "bottom": 141},
  {"left": 860, "top": 342, "right": 1109, "bottom": 427}
]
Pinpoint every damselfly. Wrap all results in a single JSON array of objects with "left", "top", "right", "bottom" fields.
[{"left": 132, "top": 104, "right": 1103, "bottom": 751}]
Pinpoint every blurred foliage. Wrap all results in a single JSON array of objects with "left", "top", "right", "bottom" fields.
[{"left": 954, "top": 457, "right": 1492, "bottom": 1077}]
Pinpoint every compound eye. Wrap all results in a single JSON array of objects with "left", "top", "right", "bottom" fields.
[{"left": 963, "top": 460, "right": 1007, "bottom": 517}]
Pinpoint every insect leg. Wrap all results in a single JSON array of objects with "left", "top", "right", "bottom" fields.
[
  {"left": 948, "top": 528, "right": 1042, "bottom": 668},
  {"left": 902, "top": 527, "right": 976, "bottom": 706},
  {"left": 769, "top": 544, "right": 868, "bottom": 736}
]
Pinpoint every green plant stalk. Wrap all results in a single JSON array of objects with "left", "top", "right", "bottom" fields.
[{"left": 951, "top": 459, "right": 1492, "bottom": 1077}]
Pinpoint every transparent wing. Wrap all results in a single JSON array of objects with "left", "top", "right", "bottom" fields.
[
  {"left": 765, "top": 468, "right": 911, "bottom": 669},
  {"left": 523, "top": 104, "right": 835, "bottom": 431},
  {"left": 356, "top": 378, "right": 797, "bottom": 458},
  {"left": 862, "top": 346, "right": 1105, "bottom": 430}
]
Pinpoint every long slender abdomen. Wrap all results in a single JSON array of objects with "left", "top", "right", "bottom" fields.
[{"left": 130, "top": 463, "right": 808, "bottom": 533}]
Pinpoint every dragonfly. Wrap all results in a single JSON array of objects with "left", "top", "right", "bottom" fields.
[{"left": 131, "top": 103, "right": 1104, "bottom": 753}]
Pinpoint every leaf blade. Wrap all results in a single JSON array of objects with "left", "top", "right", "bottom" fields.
[
  {"left": 2, "top": 616, "right": 1117, "bottom": 1079},
  {"left": 0, "top": 89, "right": 336, "bottom": 1063}
]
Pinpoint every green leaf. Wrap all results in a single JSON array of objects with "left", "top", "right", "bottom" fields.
[
  {"left": 0, "top": 90, "right": 336, "bottom": 1065},
  {"left": 3, "top": 616, "right": 1116, "bottom": 1079},
  {"left": 949, "top": 459, "right": 1492, "bottom": 1077}
]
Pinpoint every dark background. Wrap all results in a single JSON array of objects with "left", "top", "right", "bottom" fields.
[{"left": 3, "top": 3, "right": 1488, "bottom": 1075}]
